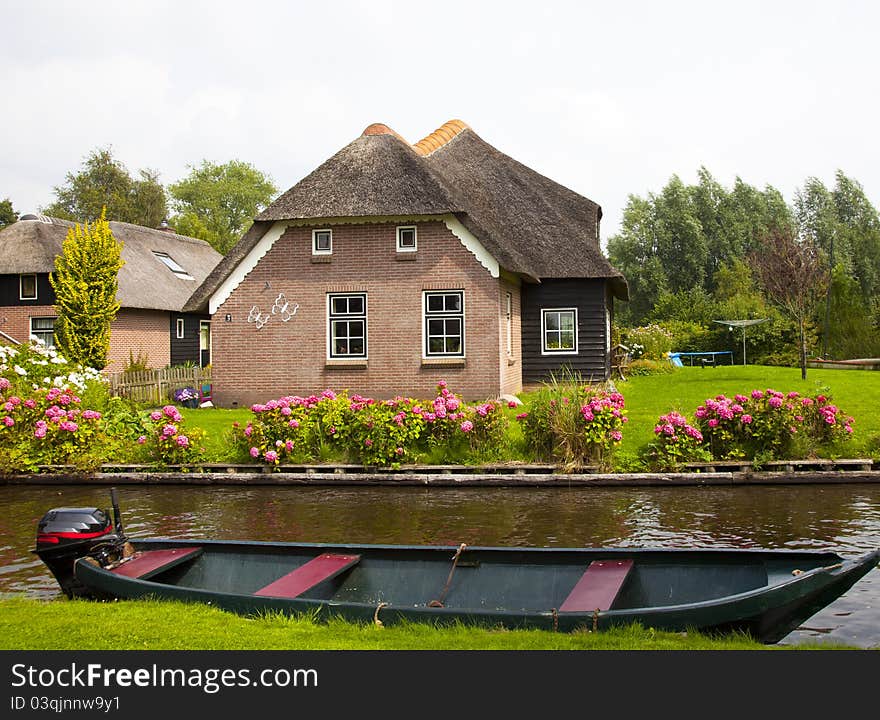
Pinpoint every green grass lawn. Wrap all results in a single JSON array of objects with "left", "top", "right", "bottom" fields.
[
  {"left": 0, "top": 597, "right": 851, "bottom": 650},
  {"left": 178, "top": 366, "right": 880, "bottom": 468},
  {"left": 613, "top": 365, "right": 880, "bottom": 463}
]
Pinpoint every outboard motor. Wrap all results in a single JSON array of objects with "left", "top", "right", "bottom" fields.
[{"left": 33, "top": 490, "right": 128, "bottom": 598}]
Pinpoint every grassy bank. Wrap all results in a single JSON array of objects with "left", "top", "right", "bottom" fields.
[
  {"left": 0, "top": 597, "right": 851, "bottom": 650},
  {"left": 180, "top": 365, "right": 880, "bottom": 468}
]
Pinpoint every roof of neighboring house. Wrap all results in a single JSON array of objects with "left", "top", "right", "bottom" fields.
[
  {"left": 185, "top": 120, "right": 627, "bottom": 312},
  {"left": 0, "top": 215, "right": 222, "bottom": 312}
]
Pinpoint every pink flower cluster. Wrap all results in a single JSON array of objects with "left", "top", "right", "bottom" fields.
[
  {"left": 236, "top": 381, "right": 508, "bottom": 466},
  {"left": 579, "top": 391, "right": 626, "bottom": 424},
  {"left": 654, "top": 411, "right": 703, "bottom": 442},
  {"left": 144, "top": 404, "right": 196, "bottom": 459},
  {"left": 0, "top": 384, "right": 104, "bottom": 464}
]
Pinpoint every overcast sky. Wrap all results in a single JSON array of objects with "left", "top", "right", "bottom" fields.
[{"left": 3, "top": 1, "right": 879, "bottom": 244}]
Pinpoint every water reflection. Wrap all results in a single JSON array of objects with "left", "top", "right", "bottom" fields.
[{"left": 1, "top": 483, "right": 878, "bottom": 646}]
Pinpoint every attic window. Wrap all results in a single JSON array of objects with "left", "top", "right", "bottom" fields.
[
  {"left": 152, "top": 251, "right": 194, "bottom": 280},
  {"left": 19, "top": 274, "right": 37, "bottom": 300},
  {"left": 313, "top": 229, "right": 332, "bottom": 255},
  {"left": 397, "top": 226, "right": 417, "bottom": 252}
]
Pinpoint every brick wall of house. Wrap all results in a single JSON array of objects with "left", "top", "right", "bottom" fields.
[
  {"left": 0, "top": 305, "right": 170, "bottom": 371},
  {"left": 0, "top": 304, "right": 55, "bottom": 345},
  {"left": 211, "top": 220, "right": 515, "bottom": 407},
  {"left": 106, "top": 309, "right": 170, "bottom": 372}
]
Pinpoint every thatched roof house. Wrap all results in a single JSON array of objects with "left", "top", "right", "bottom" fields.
[
  {"left": 0, "top": 214, "right": 222, "bottom": 371},
  {"left": 188, "top": 120, "right": 627, "bottom": 404},
  {"left": 0, "top": 215, "right": 221, "bottom": 312}
]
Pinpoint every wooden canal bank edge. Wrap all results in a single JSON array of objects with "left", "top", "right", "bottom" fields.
[{"left": 1, "top": 458, "right": 878, "bottom": 487}]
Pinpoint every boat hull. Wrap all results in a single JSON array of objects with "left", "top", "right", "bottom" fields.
[{"left": 70, "top": 540, "right": 880, "bottom": 644}]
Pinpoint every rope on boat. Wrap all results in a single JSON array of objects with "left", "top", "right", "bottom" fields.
[
  {"left": 373, "top": 602, "right": 389, "bottom": 627},
  {"left": 428, "top": 543, "right": 468, "bottom": 608}
]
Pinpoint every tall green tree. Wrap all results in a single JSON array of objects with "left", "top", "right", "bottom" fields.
[
  {"left": 49, "top": 209, "right": 124, "bottom": 370},
  {"left": 0, "top": 198, "right": 18, "bottom": 228},
  {"left": 168, "top": 160, "right": 277, "bottom": 254},
  {"left": 42, "top": 148, "right": 167, "bottom": 228}
]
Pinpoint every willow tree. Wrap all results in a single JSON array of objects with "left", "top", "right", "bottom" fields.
[{"left": 49, "top": 208, "right": 124, "bottom": 369}]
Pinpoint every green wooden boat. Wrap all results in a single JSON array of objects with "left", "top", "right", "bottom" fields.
[{"left": 34, "top": 496, "right": 879, "bottom": 644}]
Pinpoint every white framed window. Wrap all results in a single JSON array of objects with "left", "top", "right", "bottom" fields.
[
  {"left": 176, "top": 317, "right": 185, "bottom": 339},
  {"left": 152, "top": 251, "right": 194, "bottom": 280},
  {"left": 30, "top": 317, "right": 55, "bottom": 348},
  {"left": 424, "top": 291, "right": 464, "bottom": 357},
  {"left": 20, "top": 274, "right": 37, "bottom": 300},
  {"left": 313, "top": 229, "right": 332, "bottom": 255},
  {"left": 541, "top": 308, "right": 578, "bottom": 355},
  {"left": 396, "top": 226, "right": 417, "bottom": 252},
  {"left": 328, "top": 293, "right": 367, "bottom": 358}
]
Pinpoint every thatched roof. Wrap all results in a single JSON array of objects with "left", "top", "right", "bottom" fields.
[
  {"left": 0, "top": 215, "right": 222, "bottom": 312},
  {"left": 187, "top": 120, "right": 627, "bottom": 311}
]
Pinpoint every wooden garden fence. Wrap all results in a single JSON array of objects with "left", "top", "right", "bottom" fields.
[{"left": 106, "top": 366, "right": 211, "bottom": 405}]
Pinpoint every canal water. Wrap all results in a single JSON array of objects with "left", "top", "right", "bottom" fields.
[{"left": 2, "top": 483, "right": 878, "bottom": 647}]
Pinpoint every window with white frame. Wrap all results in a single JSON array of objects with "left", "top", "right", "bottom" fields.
[
  {"left": 396, "top": 226, "right": 417, "bottom": 252},
  {"left": 30, "top": 317, "right": 55, "bottom": 348},
  {"left": 176, "top": 317, "right": 185, "bottom": 339},
  {"left": 541, "top": 308, "right": 577, "bottom": 354},
  {"left": 313, "top": 229, "right": 332, "bottom": 255},
  {"left": 328, "top": 293, "right": 366, "bottom": 358},
  {"left": 20, "top": 274, "right": 37, "bottom": 300},
  {"left": 424, "top": 291, "right": 464, "bottom": 357}
]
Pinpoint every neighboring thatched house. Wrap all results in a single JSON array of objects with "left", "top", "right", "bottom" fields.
[
  {"left": 0, "top": 214, "right": 222, "bottom": 371},
  {"left": 185, "top": 120, "right": 627, "bottom": 406}
]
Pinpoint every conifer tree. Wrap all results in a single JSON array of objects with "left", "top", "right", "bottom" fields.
[{"left": 49, "top": 208, "right": 124, "bottom": 370}]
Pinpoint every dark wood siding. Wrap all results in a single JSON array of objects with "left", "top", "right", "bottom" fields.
[
  {"left": 521, "top": 279, "right": 609, "bottom": 384},
  {"left": 0, "top": 273, "right": 56, "bottom": 306},
  {"left": 170, "top": 313, "right": 208, "bottom": 366}
]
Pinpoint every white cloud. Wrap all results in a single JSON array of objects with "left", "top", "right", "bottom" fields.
[{"left": 1, "top": 0, "right": 879, "bottom": 239}]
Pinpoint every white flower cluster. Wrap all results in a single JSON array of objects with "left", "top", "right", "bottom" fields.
[{"left": 0, "top": 341, "right": 106, "bottom": 392}]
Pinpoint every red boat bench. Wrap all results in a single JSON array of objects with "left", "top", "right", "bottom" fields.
[
  {"left": 110, "top": 547, "right": 203, "bottom": 580},
  {"left": 559, "top": 559, "right": 634, "bottom": 612},
  {"left": 254, "top": 553, "right": 361, "bottom": 598}
]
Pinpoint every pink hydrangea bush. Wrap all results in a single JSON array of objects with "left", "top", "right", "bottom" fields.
[
  {"left": 693, "top": 389, "right": 853, "bottom": 460},
  {"left": 232, "top": 382, "right": 508, "bottom": 469},
  {"left": 139, "top": 404, "right": 207, "bottom": 467},
  {"left": 645, "top": 411, "right": 711, "bottom": 470},
  {"left": 0, "top": 382, "right": 108, "bottom": 471},
  {"left": 518, "top": 383, "right": 627, "bottom": 469}
]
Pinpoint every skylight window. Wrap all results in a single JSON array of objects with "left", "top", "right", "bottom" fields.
[{"left": 152, "top": 251, "right": 194, "bottom": 280}]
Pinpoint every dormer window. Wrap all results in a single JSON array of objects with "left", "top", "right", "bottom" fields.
[
  {"left": 313, "top": 229, "right": 332, "bottom": 255},
  {"left": 397, "top": 226, "right": 417, "bottom": 252},
  {"left": 152, "top": 251, "right": 194, "bottom": 280},
  {"left": 19, "top": 274, "right": 37, "bottom": 300}
]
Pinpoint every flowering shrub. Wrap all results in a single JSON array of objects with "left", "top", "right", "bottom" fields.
[
  {"left": 693, "top": 389, "right": 853, "bottom": 460},
  {"left": 623, "top": 325, "right": 673, "bottom": 360},
  {"left": 232, "top": 382, "right": 509, "bottom": 468},
  {"left": 173, "top": 387, "right": 198, "bottom": 403},
  {"left": 518, "top": 383, "right": 627, "bottom": 469},
  {"left": 138, "top": 404, "right": 207, "bottom": 467},
  {"left": 0, "top": 341, "right": 105, "bottom": 395},
  {"left": 645, "top": 411, "right": 711, "bottom": 470},
  {"left": 0, "top": 382, "right": 109, "bottom": 471}
]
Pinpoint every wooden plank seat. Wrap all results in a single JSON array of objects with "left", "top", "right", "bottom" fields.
[
  {"left": 111, "top": 547, "right": 203, "bottom": 580},
  {"left": 559, "top": 559, "right": 634, "bottom": 612},
  {"left": 254, "top": 553, "right": 361, "bottom": 598}
]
